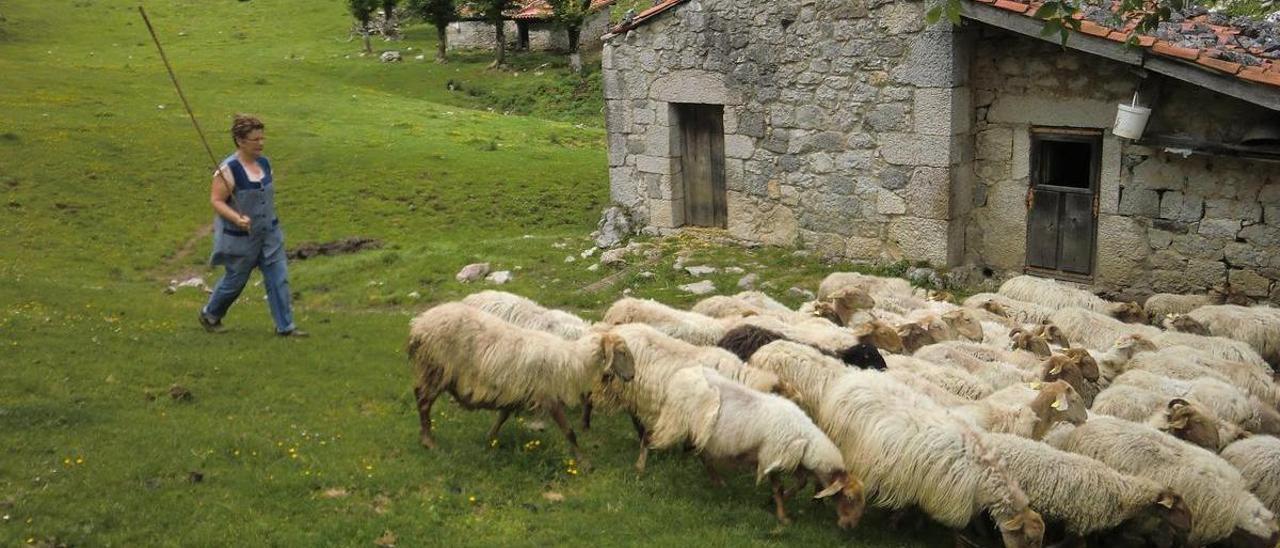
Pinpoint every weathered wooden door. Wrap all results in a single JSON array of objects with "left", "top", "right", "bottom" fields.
[
  {"left": 1025, "top": 132, "right": 1100, "bottom": 277},
  {"left": 678, "top": 104, "right": 727, "bottom": 228}
]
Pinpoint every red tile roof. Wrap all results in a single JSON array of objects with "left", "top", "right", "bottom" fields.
[
  {"left": 605, "top": 0, "right": 1280, "bottom": 90},
  {"left": 512, "top": 0, "right": 614, "bottom": 21}
]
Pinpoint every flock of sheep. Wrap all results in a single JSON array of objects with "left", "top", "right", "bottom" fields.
[{"left": 405, "top": 272, "right": 1280, "bottom": 547}]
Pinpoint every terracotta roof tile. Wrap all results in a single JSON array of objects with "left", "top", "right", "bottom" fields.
[
  {"left": 993, "top": 0, "right": 1030, "bottom": 13},
  {"left": 1196, "top": 53, "right": 1243, "bottom": 75},
  {"left": 513, "top": 0, "right": 613, "bottom": 20},
  {"left": 1240, "top": 66, "right": 1280, "bottom": 86},
  {"left": 1152, "top": 40, "right": 1202, "bottom": 61},
  {"left": 1106, "top": 30, "right": 1130, "bottom": 43},
  {"left": 1078, "top": 20, "right": 1113, "bottom": 38}
]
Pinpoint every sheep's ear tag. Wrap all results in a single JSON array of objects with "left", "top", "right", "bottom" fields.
[
  {"left": 1157, "top": 494, "right": 1176, "bottom": 509},
  {"left": 1051, "top": 392, "right": 1069, "bottom": 411},
  {"left": 1029, "top": 381, "right": 1043, "bottom": 390},
  {"left": 1049, "top": 362, "right": 1063, "bottom": 375}
]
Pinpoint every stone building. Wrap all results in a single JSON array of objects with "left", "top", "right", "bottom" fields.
[
  {"left": 600, "top": 0, "right": 1280, "bottom": 302},
  {"left": 447, "top": 0, "right": 612, "bottom": 52}
]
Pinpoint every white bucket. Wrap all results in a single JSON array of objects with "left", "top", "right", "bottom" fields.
[{"left": 1113, "top": 93, "right": 1152, "bottom": 140}]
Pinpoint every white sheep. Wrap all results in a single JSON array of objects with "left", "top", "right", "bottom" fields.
[
  {"left": 964, "top": 293, "right": 1057, "bottom": 325},
  {"left": 1222, "top": 436, "right": 1280, "bottom": 517},
  {"left": 1091, "top": 333, "right": 1159, "bottom": 383},
  {"left": 1109, "top": 369, "right": 1280, "bottom": 435},
  {"left": 885, "top": 354, "right": 993, "bottom": 401},
  {"left": 1186, "top": 304, "right": 1280, "bottom": 367},
  {"left": 602, "top": 297, "right": 733, "bottom": 345},
  {"left": 999, "top": 276, "right": 1146, "bottom": 323},
  {"left": 649, "top": 367, "right": 866, "bottom": 528},
  {"left": 1126, "top": 346, "right": 1280, "bottom": 409},
  {"left": 406, "top": 303, "right": 635, "bottom": 469},
  {"left": 460, "top": 290, "right": 589, "bottom": 340},
  {"left": 690, "top": 295, "right": 766, "bottom": 319},
  {"left": 816, "top": 271, "right": 913, "bottom": 301},
  {"left": 749, "top": 342, "right": 1046, "bottom": 548},
  {"left": 590, "top": 323, "right": 785, "bottom": 472},
  {"left": 1143, "top": 292, "right": 1220, "bottom": 323},
  {"left": 733, "top": 290, "right": 795, "bottom": 313},
  {"left": 984, "top": 432, "right": 1191, "bottom": 544},
  {"left": 1149, "top": 330, "right": 1270, "bottom": 370},
  {"left": 954, "top": 381, "right": 1087, "bottom": 441},
  {"left": 1048, "top": 307, "right": 1160, "bottom": 353},
  {"left": 1091, "top": 388, "right": 1241, "bottom": 451},
  {"left": 1046, "top": 416, "right": 1279, "bottom": 546}
]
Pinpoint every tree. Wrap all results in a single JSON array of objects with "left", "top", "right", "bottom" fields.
[
  {"left": 468, "top": 0, "right": 517, "bottom": 67},
  {"left": 348, "top": 0, "right": 378, "bottom": 53},
  {"left": 381, "top": 0, "right": 400, "bottom": 37},
  {"left": 409, "top": 0, "right": 456, "bottom": 62},
  {"left": 548, "top": 0, "right": 593, "bottom": 73}
]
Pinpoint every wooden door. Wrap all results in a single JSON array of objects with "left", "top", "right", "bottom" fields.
[
  {"left": 1025, "top": 132, "right": 1100, "bottom": 277},
  {"left": 678, "top": 104, "right": 727, "bottom": 228}
]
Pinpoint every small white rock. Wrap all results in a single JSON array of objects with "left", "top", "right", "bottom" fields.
[
  {"left": 565, "top": 255, "right": 576, "bottom": 263},
  {"left": 679, "top": 280, "right": 717, "bottom": 295},
  {"left": 580, "top": 247, "right": 597, "bottom": 259},
  {"left": 408, "top": 291, "right": 421, "bottom": 299},
  {"left": 724, "top": 266, "right": 745, "bottom": 274},
  {"left": 638, "top": 271, "right": 655, "bottom": 279},
  {"left": 456, "top": 262, "right": 491, "bottom": 283},
  {"left": 586, "top": 263, "right": 600, "bottom": 272},
  {"left": 684, "top": 266, "right": 718, "bottom": 277},
  {"left": 485, "top": 270, "right": 513, "bottom": 284}
]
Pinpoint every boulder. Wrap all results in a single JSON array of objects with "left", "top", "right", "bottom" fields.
[
  {"left": 594, "top": 206, "right": 633, "bottom": 248},
  {"left": 380, "top": 51, "right": 402, "bottom": 63},
  {"left": 679, "top": 280, "right": 717, "bottom": 295},
  {"left": 485, "top": 270, "right": 513, "bottom": 285},
  {"left": 456, "top": 263, "right": 490, "bottom": 283}
]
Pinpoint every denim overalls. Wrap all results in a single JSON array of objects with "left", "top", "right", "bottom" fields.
[{"left": 202, "top": 154, "right": 296, "bottom": 333}]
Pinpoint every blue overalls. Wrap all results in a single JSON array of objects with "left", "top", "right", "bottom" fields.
[{"left": 201, "top": 154, "right": 296, "bottom": 333}]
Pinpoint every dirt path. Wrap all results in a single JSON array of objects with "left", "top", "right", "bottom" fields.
[{"left": 154, "top": 222, "right": 213, "bottom": 281}]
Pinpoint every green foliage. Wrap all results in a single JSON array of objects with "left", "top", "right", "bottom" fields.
[
  {"left": 408, "top": 0, "right": 456, "bottom": 26},
  {"left": 347, "top": 0, "right": 378, "bottom": 23},
  {"left": 464, "top": 0, "right": 515, "bottom": 23}
]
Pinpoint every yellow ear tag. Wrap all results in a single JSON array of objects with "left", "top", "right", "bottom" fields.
[
  {"left": 1029, "top": 381, "right": 1042, "bottom": 390},
  {"left": 1052, "top": 393, "right": 1069, "bottom": 411}
]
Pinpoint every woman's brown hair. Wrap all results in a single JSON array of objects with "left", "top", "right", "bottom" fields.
[{"left": 231, "top": 114, "right": 264, "bottom": 147}]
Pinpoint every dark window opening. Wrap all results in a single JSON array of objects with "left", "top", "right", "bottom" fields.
[{"left": 1038, "top": 140, "right": 1093, "bottom": 189}]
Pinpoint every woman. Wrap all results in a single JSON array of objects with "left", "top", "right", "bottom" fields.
[{"left": 198, "top": 114, "right": 307, "bottom": 337}]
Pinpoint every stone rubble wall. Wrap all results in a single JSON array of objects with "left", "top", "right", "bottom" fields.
[
  {"left": 602, "top": 0, "right": 971, "bottom": 265},
  {"left": 966, "top": 28, "right": 1280, "bottom": 303},
  {"left": 447, "top": 11, "right": 610, "bottom": 51}
]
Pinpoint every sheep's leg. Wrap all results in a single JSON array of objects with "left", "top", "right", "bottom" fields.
[
  {"left": 580, "top": 394, "right": 593, "bottom": 432},
  {"left": 548, "top": 402, "right": 590, "bottom": 473},
  {"left": 780, "top": 471, "right": 808, "bottom": 500},
  {"left": 770, "top": 474, "right": 792, "bottom": 525},
  {"left": 414, "top": 385, "right": 440, "bottom": 450},
  {"left": 486, "top": 408, "right": 513, "bottom": 446},
  {"left": 629, "top": 413, "right": 650, "bottom": 473},
  {"left": 701, "top": 456, "right": 726, "bottom": 488}
]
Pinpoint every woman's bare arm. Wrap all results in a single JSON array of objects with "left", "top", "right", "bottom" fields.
[{"left": 210, "top": 167, "right": 249, "bottom": 230}]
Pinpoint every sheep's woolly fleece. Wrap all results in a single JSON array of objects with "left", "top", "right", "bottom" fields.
[
  {"left": 461, "top": 290, "right": 589, "bottom": 340},
  {"left": 1221, "top": 435, "right": 1280, "bottom": 517},
  {"left": 602, "top": 298, "right": 728, "bottom": 346},
  {"left": 1187, "top": 304, "right": 1280, "bottom": 367}
]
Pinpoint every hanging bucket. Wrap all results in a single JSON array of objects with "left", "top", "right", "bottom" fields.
[{"left": 1113, "top": 92, "right": 1151, "bottom": 140}]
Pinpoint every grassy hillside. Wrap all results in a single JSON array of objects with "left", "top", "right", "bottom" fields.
[{"left": 0, "top": 1, "right": 946, "bottom": 546}]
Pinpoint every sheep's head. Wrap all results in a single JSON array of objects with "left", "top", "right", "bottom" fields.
[
  {"left": 1113, "top": 334, "right": 1158, "bottom": 361},
  {"left": 1109, "top": 301, "right": 1147, "bottom": 324},
  {"left": 1061, "top": 348, "right": 1100, "bottom": 381},
  {"left": 942, "top": 309, "right": 984, "bottom": 342},
  {"left": 1010, "top": 328, "right": 1052, "bottom": 357},
  {"left": 1159, "top": 398, "right": 1221, "bottom": 451},
  {"left": 1039, "top": 355, "right": 1091, "bottom": 405},
  {"left": 1163, "top": 314, "right": 1211, "bottom": 336},
  {"left": 1029, "top": 380, "right": 1087, "bottom": 436},
  {"left": 997, "top": 508, "right": 1045, "bottom": 548},
  {"left": 1033, "top": 322, "right": 1070, "bottom": 348},
  {"left": 854, "top": 320, "right": 904, "bottom": 355},
  {"left": 896, "top": 322, "right": 935, "bottom": 354},
  {"left": 830, "top": 287, "right": 874, "bottom": 312},
  {"left": 815, "top": 471, "right": 866, "bottom": 530},
  {"left": 1111, "top": 490, "right": 1192, "bottom": 548},
  {"left": 600, "top": 333, "right": 635, "bottom": 382},
  {"left": 808, "top": 301, "right": 843, "bottom": 326},
  {"left": 979, "top": 299, "right": 1010, "bottom": 318},
  {"left": 836, "top": 343, "right": 886, "bottom": 370}
]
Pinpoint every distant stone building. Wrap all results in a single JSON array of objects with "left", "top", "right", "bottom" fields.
[
  {"left": 447, "top": 0, "right": 613, "bottom": 52},
  {"left": 601, "top": 0, "right": 1280, "bottom": 301}
]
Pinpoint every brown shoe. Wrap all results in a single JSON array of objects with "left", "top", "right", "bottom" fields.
[
  {"left": 199, "top": 311, "right": 225, "bottom": 333},
  {"left": 277, "top": 329, "right": 309, "bottom": 338}
]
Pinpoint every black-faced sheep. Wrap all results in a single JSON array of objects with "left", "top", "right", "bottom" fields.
[
  {"left": 650, "top": 367, "right": 866, "bottom": 529},
  {"left": 407, "top": 303, "right": 635, "bottom": 470}
]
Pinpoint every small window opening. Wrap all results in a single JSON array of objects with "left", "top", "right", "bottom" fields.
[{"left": 1038, "top": 140, "right": 1093, "bottom": 189}]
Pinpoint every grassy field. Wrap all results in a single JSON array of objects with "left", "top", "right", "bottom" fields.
[{"left": 0, "top": 1, "right": 947, "bottom": 545}]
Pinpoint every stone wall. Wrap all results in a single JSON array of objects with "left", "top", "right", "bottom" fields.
[
  {"left": 602, "top": 0, "right": 972, "bottom": 265},
  {"left": 966, "top": 27, "right": 1280, "bottom": 303},
  {"left": 447, "top": 11, "right": 609, "bottom": 51}
]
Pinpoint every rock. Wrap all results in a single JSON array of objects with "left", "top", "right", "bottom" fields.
[
  {"left": 485, "top": 270, "right": 513, "bottom": 285},
  {"left": 456, "top": 263, "right": 490, "bottom": 283},
  {"left": 738, "top": 273, "right": 759, "bottom": 290},
  {"left": 679, "top": 280, "right": 717, "bottom": 295},
  {"left": 594, "top": 206, "right": 633, "bottom": 248},
  {"left": 684, "top": 265, "right": 718, "bottom": 276},
  {"left": 552, "top": 242, "right": 568, "bottom": 249},
  {"left": 787, "top": 286, "right": 815, "bottom": 300},
  {"left": 580, "top": 247, "right": 597, "bottom": 259},
  {"left": 564, "top": 255, "right": 576, "bottom": 263},
  {"left": 407, "top": 291, "right": 421, "bottom": 299},
  {"left": 906, "top": 267, "right": 943, "bottom": 287},
  {"left": 167, "top": 276, "right": 210, "bottom": 294},
  {"left": 600, "top": 248, "right": 629, "bottom": 267},
  {"left": 724, "top": 266, "right": 745, "bottom": 274},
  {"left": 586, "top": 263, "right": 600, "bottom": 272},
  {"left": 414, "top": 54, "right": 425, "bottom": 61},
  {"left": 638, "top": 271, "right": 655, "bottom": 279},
  {"left": 380, "top": 51, "right": 402, "bottom": 63}
]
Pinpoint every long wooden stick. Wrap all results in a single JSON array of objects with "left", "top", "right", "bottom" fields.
[{"left": 137, "top": 5, "right": 237, "bottom": 206}]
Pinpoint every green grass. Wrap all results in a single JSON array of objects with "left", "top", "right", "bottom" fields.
[{"left": 0, "top": 1, "right": 947, "bottom": 546}]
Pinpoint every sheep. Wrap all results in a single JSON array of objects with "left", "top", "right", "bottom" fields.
[
  {"left": 885, "top": 355, "right": 994, "bottom": 401},
  {"left": 406, "top": 303, "right": 635, "bottom": 469},
  {"left": 816, "top": 271, "right": 913, "bottom": 301},
  {"left": 691, "top": 295, "right": 765, "bottom": 320},
  {"left": 983, "top": 432, "right": 1191, "bottom": 545},
  {"left": 716, "top": 323, "right": 886, "bottom": 369},
  {"left": 851, "top": 319, "right": 905, "bottom": 354},
  {"left": 885, "top": 368, "right": 975, "bottom": 406},
  {"left": 1048, "top": 307, "right": 1160, "bottom": 353},
  {"left": 797, "top": 286, "right": 877, "bottom": 326},
  {"left": 590, "top": 323, "right": 785, "bottom": 472},
  {"left": 649, "top": 367, "right": 866, "bottom": 528},
  {"left": 1126, "top": 346, "right": 1280, "bottom": 409},
  {"left": 1222, "top": 436, "right": 1280, "bottom": 517},
  {"left": 964, "top": 293, "right": 1057, "bottom": 325},
  {"left": 953, "top": 380, "right": 1088, "bottom": 440},
  {"left": 1162, "top": 312, "right": 1212, "bottom": 336},
  {"left": 733, "top": 290, "right": 795, "bottom": 313},
  {"left": 999, "top": 275, "right": 1146, "bottom": 323},
  {"left": 1186, "top": 304, "right": 1280, "bottom": 367},
  {"left": 1092, "top": 333, "right": 1159, "bottom": 383},
  {"left": 1091, "top": 388, "right": 1233, "bottom": 451},
  {"left": 1108, "top": 369, "right": 1280, "bottom": 435},
  {"left": 939, "top": 309, "right": 985, "bottom": 342},
  {"left": 735, "top": 314, "right": 859, "bottom": 353},
  {"left": 1149, "top": 330, "right": 1271, "bottom": 371},
  {"left": 749, "top": 341, "right": 1046, "bottom": 548},
  {"left": 913, "top": 343, "right": 1092, "bottom": 400},
  {"left": 1145, "top": 292, "right": 1220, "bottom": 323},
  {"left": 460, "top": 290, "right": 589, "bottom": 340},
  {"left": 1046, "top": 416, "right": 1280, "bottom": 546},
  {"left": 1008, "top": 328, "right": 1051, "bottom": 358},
  {"left": 602, "top": 297, "right": 732, "bottom": 345}
]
